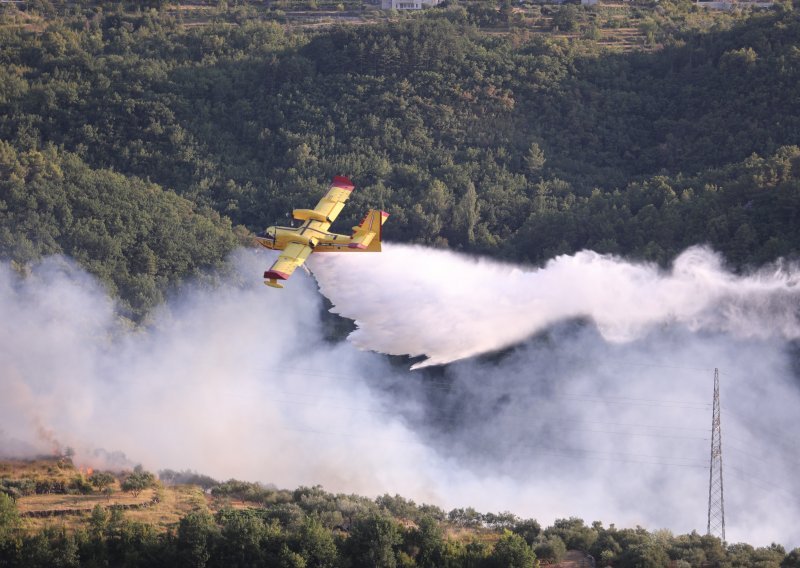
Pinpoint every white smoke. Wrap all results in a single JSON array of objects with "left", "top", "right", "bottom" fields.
[
  {"left": 308, "top": 243, "right": 800, "bottom": 547},
  {"left": 309, "top": 244, "right": 800, "bottom": 368},
  {"left": 1, "top": 247, "right": 799, "bottom": 549},
  {"left": 0, "top": 253, "right": 438, "bottom": 496}
]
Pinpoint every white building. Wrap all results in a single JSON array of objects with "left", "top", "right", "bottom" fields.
[
  {"left": 695, "top": 0, "right": 772, "bottom": 7},
  {"left": 381, "top": 0, "right": 441, "bottom": 10}
]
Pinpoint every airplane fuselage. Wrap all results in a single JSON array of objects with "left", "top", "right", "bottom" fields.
[{"left": 255, "top": 225, "right": 363, "bottom": 252}]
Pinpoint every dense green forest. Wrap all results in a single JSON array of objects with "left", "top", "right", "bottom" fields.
[
  {"left": 2, "top": 465, "right": 800, "bottom": 568},
  {"left": 0, "top": 142, "right": 240, "bottom": 315},
  {"left": 2, "top": 2, "right": 800, "bottom": 564},
  {"left": 2, "top": 0, "right": 800, "bottom": 316}
]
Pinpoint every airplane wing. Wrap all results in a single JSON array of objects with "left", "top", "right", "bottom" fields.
[
  {"left": 293, "top": 176, "right": 354, "bottom": 227},
  {"left": 313, "top": 175, "right": 355, "bottom": 224},
  {"left": 263, "top": 241, "right": 313, "bottom": 288}
]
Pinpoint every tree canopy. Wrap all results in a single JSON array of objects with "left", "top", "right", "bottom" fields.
[{"left": 2, "top": 1, "right": 799, "bottom": 316}]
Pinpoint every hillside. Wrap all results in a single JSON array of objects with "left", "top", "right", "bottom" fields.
[
  {"left": 1, "top": 457, "right": 798, "bottom": 567},
  {"left": 2, "top": 0, "right": 800, "bottom": 316},
  {"left": 0, "top": 143, "right": 241, "bottom": 317},
  {"left": 1, "top": 459, "right": 201, "bottom": 534},
  {"left": 2, "top": 1, "right": 800, "bottom": 565}
]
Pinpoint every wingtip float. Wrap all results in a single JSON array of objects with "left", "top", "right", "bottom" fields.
[{"left": 255, "top": 176, "right": 389, "bottom": 288}]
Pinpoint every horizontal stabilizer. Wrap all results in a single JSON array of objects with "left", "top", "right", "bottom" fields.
[{"left": 349, "top": 209, "right": 388, "bottom": 251}]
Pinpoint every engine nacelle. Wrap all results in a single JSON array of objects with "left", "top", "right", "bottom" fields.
[{"left": 293, "top": 209, "right": 329, "bottom": 223}]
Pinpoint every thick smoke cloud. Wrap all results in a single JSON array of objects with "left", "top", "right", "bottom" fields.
[
  {"left": 1, "top": 247, "right": 799, "bottom": 548},
  {"left": 0, "top": 254, "right": 438, "bottom": 496}
]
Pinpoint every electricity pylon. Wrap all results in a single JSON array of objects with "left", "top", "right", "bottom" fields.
[{"left": 707, "top": 368, "right": 725, "bottom": 542}]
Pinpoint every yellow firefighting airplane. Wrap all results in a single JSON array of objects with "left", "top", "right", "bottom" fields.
[{"left": 255, "top": 176, "right": 389, "bottom": 288}]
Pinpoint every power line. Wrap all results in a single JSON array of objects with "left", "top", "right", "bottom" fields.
[
  {"left": 725, "top": 464, "right": 800, "bottom": 502},
  {"left": 725, "top": 441, "right": 800, "bottom": 470},
  {"left": 264, "top": 367, "right": 800, "bottom": 511},
  {"left": 272, "top": 395, "right": 710, "bottom": 441},
  {"left": 236, "top": 386, "right": 712, "bottom": 441},
  {"left": 282, "top": 426, "right": 708, "bottom": 469},
  {"left": 720, "top": 407, "right": 800, "bottom": 454},
  {"left": 265, "top": 385, "right": 710, "bottom": 424},
  {"left": 600, "top": 361, "right": 715, "bottom": 373},
  {"left": 266, "top": 366, "right": 712, "bottom": 410},
  {"left": 262, "top": 364, "right": 800, "bottom": 509},
  {"left": 281, "top": 411, "right": 797, "bottom": 496}
]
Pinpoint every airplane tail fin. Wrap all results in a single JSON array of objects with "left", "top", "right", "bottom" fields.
[{"left": 349, "top": 210, "right": 389, "bottom": 252}]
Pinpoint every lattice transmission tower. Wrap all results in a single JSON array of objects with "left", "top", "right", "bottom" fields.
[{"left": 707, "top": 368, "right": 725, "bottom": 542}]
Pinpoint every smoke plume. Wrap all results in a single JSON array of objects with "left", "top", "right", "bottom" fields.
[{"left": 1, "top": 246, "right": 799, "bottom": 548}]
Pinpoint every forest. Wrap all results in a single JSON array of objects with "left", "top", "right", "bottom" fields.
[
  {"left": 2, "top": 0, "right": 800, "bottom": 316},
  {"left": 2, "top": 461, "right": 800, "bottom": 568},
  {"left": 2, "top": 0, "right": 800, "bottom": 565}
]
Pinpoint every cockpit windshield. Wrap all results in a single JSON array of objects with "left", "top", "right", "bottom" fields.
[{"left": 256, "top": 227, "right": 277, "bottom": 241}]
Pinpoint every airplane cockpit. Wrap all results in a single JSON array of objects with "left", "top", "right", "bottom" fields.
[{"left": 255, "top": 226, "right": 277, "bottom": 248}]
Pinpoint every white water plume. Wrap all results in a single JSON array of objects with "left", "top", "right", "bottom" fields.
[{"left": 309, "top": 244, "right": 800, "bottom": 368}]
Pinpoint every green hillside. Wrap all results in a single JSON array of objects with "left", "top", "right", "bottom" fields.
[
  {"left": 2, "top": 1, "right": 800, "bottom": 316},
  {"left": 1, "top": 458, "right": 798, "bottom": 567},
  {"left": 0, "top": 142, "right": 240, "bottom": 316}
]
